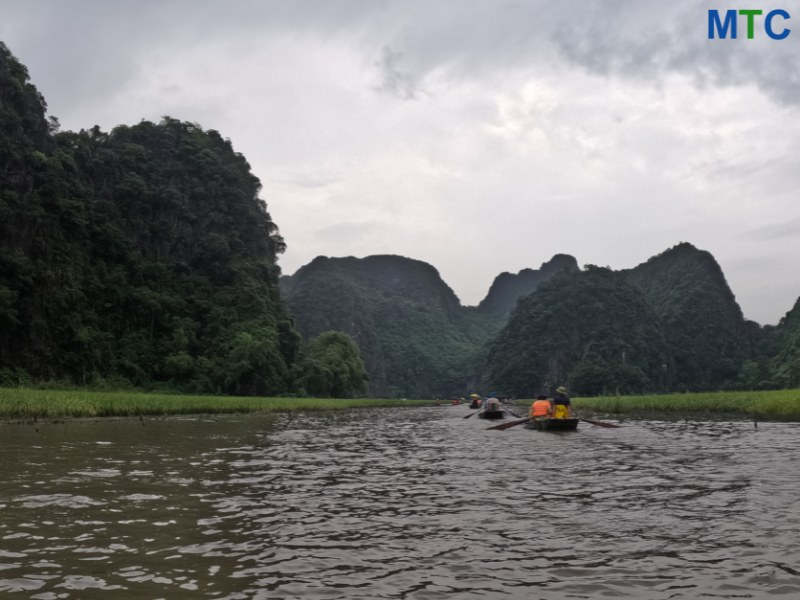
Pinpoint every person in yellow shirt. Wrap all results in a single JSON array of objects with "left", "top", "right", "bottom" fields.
[{"left": 552, "top": 386, "right": 571, "bottom": 419}]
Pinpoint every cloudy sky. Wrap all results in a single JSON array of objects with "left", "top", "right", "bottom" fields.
[{"left": 2, "top": 1, "right": 799, "bottom": 324}]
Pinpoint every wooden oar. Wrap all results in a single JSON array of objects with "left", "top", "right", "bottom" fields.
[
  {"left": 486, "top": 417, "right": 530, "bottom": 430},
  {"left": 580, "top": 417, "right": 622, "bottom": 428},
  {"left": 463, "top": 411, "right": 481, "bottom": 419}
]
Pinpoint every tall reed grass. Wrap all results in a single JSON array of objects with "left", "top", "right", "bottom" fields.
[
  {"left": 0, "top": 387, "right": 426, "bottom": 421},
  {"left": 574, "top": 389, "right": 800, "bottom": 419}
]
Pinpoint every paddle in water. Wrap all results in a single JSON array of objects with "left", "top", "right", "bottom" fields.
[
  {"left": 488, "top": 416, "right": 622, "bottom": 430},
  {"left": 486, "top": 417, "right": 530, "bottom": 430},
  {"left": 580, "top": 417, "right": 622, "bottom": 428}
]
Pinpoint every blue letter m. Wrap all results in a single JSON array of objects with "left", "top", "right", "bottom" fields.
[{"left": 709, "top": 9, "right": 738, "bottom": 39}]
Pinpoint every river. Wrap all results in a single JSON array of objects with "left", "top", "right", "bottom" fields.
[{"left": 1, "top": 405, "right": 799, "bottom": 599}]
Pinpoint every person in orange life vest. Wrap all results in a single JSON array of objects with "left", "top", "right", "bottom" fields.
[
  {"left": 530, "top": 395, "right": 552, "bottom": 419},
  {"left": 552, "top": 386, "right": 571, "bottom": 419}
]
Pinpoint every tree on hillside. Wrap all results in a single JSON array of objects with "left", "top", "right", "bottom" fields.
[{"left": 294, "top": 331, "right": 368, "bottom": 398}]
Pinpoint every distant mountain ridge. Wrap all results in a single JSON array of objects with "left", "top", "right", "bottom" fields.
[
  {"left": 283, "top": 243, "right": 800, "bottom": 398},
  {"left": 770, "top": 297, "right": 800, "bottom": 387},
  {"left": 623, "top": 242, "right": 753, "bottom": 390},
  {"left": 280, "top": 254, "right": 497, "bottom": 397},
  {"left": 484, "top": 242, "right": 762, "bottom": 396},
  {"left": 478, "top": 254, "right": 580, "bottom": 316},
  {"left": 485, "top": 266, "right": 673, "bottom": 397}
]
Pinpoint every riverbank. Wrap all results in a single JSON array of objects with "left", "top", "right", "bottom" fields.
[
  {"left": 574, "top": 389, "right": 800, "bottom": 420},
  {"left": 0, "top": 387, "right": 430, "bottom": 423}
]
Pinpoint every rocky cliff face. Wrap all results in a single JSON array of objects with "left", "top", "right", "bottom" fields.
[
  {"left": 478, "top": 254, "right": 580, "bottom": 316},
  {"left": 768, "top": 297, "right": 800, "bottom": 387},
  {"left": 484, "top": 266, "right": 673, "bottom": 397},
  {"left": 623, "top": 242, "right": 753, "bottom": 390},
  {"left": 281, "top": 255, "right": 493, "bottom": 397}
]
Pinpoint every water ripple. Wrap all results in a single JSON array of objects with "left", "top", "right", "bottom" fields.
[{"left": 1, "top": 409, "right": 799, "bottom": 598}]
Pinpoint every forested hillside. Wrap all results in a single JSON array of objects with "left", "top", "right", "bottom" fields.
[
  {"left": 770, "top": 298, "right": 800, "bottom": 387},
  {"left": 280, "top": 255, "right": 494, "bottom": 397},
  {"left": 478, "top": 254, "right": 579, "bottom": 317},
  {"left": 484, "top": 267, "right": 673, "bottom": 397},
  {"left": 0, "top": 42, "right": 298, "bottom": 394},
  {"left": 482, "top": 242, "right": 785, "bottom": 397},
  {"left": 623, "top": 243, "right": 755, "bottom": 391}
]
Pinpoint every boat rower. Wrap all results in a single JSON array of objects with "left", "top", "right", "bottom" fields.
[{"left": 530, "top": 395, "right": 553, "bottom": 419}]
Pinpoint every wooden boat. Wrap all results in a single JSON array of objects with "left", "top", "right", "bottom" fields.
[
  {"left": 469, "top": 400, "right": 482, "bottom": 409},
  {"left": 526, "top": 417, "right": 579, "bottom": 431},
  {"left": 478, "top": 409, "right": 505, "bottom": 420}
]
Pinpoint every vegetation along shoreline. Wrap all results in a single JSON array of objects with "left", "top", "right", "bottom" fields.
[
  {"left": 3, "top": 387, "right": 800, "bottom": 424},
  {"left": 0, "top": 388, "right": 429, "bottom": 424},
  {"left": 575, "top": 389, "right": 800, "bottom": 421}
]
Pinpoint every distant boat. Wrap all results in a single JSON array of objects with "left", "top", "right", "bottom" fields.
[{"left": 478, "top": 408, "right": 505, "bottom": 420}]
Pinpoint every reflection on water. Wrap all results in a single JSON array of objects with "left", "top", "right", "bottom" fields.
[{"left": 2, "top": 408, "right": 800, "bottom": 599}]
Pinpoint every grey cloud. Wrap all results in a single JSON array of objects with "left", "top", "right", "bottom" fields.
[
  {"left": 375, "top": 46, "right": 419, "bottom": 100},
  {"left": 2, "top": 0, "right": 799, "bottom": 324},
  {"left": 746, "top": 217, "right": 800, "bottom": 240},
  {"left": 549, "top": 1, "right": 800, "bottom": 106},
  {"left": 273, "top": 169, "right": 342, "bottom": 189},
  {"left": 312, "top": 220, "right": 388, "bottom": 246},
  {"left": 7, "top": 1, "right": 800, "bottom": 107}
]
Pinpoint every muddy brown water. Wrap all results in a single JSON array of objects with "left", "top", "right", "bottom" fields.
[{"left": 1, "top": 406, "right": 799, "bottom": 599}]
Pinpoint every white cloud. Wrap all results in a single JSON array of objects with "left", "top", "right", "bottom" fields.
[{"left": 1, "top": 0, "right": 799, "bottom": 324}]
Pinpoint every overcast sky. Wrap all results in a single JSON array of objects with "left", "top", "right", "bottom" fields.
[{"left": 2, "top": 1, "right": 799, "bottom": 324}]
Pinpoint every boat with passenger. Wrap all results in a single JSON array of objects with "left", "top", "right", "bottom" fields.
[{"left": 477, "top": 397, "right": 504, "bottom": 420}]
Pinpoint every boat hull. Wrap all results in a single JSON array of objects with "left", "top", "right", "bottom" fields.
[
  {"left": 478, "top": 409, "right": 505, "bottom": 420},
  {"left": 526, "top": 417, "right": 579, "bottom": 431}
]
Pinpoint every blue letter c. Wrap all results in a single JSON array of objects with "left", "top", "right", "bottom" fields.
[{"left": 766, "top": 9, "right": 791, "bottom": 40}]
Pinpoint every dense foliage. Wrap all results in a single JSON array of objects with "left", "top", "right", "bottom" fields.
[
  {"left": 281, "top": 255, "right": 497, "bottom": 398},
  {"left": 0, "top": 43, "right": 299, "bottom": 394},
  {"left": 623, "top": 243, "right": 753, "bottom": 390},
  {"left": 478, "top": 254, "right": 579, "bottom": 316},
  {"left": 485, "top": 267, "right": 673, "bottom": 397},
  {"left": 770, "top": 298, "right": 800, "bottom": 387},
  {"left": 293, "top": 331, "right": 368, "bottom": 398},
  {"left": 484, "top": 242, "right": 799, "bottom": 397}
]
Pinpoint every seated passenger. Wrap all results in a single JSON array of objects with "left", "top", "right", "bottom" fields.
[
  {"left": 552, "top": 386, "right": 571, "bottom": 419},
  {"left": 485, "top": 397, "right": 501, "bottom": 411},
  {"left": 530, "top": 395, "right": 552, "bottom": 419}
]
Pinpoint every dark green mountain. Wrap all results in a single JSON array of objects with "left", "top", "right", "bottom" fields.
[
  {"left": 281, "top": 255, "right": 494, "bottom": 397},
  {"left": 0, "top": 42, "right": 298, "bottom": 394},
  {"left": 484, "top": 266, "right": 673, "bottom": 397},
  {"left": 484, "top": 242, "right": 761, "bottom": 396},
  {"left": 769, "top": 298, "right": 800, "bottom": 387},
  {"left": 478, "top": 254, "right": 579, "bottom": 316},
  {"left": 623, "top": 242, "right": 753, "bottom": 390}
]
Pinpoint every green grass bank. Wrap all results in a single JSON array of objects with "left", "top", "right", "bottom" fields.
[
  {"left": 0, "top": 387, "right": 430, "bottom": 422},
  {"left": 573, "top": 389, "right": 800, "bottom": 420}
]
